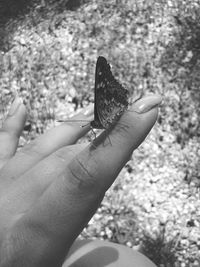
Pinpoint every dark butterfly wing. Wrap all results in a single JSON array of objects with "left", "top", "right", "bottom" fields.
[
  {"left": 90, "top": 57, "right": 105, "bottom": 129},
  {"left": 90, "top": 56, "right": 129, "bottom": 129}
]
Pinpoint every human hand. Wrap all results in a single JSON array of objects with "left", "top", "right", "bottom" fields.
[{"left": 0, "top": 94, "right": 161, "bottom": 267}]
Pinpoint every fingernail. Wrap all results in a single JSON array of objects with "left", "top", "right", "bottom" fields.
[
  {"left": 9, "top": 95, "right": 23, "bottom": 116},
  {"left": 132, "top": 94, "right": 162, "bottom": 113}
]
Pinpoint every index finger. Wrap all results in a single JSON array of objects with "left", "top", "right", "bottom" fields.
[{"left": 70, "top": 94, "right": 162, "bottom": 191}]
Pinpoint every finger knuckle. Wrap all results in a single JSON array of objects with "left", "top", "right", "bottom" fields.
[{"left": 68, "top": 156, "right": 100, "bottom": 194}]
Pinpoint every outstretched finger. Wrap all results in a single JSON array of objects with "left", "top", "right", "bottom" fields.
[
  {"left": 0, "top": 96, "right": 26, "bottom": 167},
  {"left": 0, "top": 104, "right": 93, "bottom": 186}
]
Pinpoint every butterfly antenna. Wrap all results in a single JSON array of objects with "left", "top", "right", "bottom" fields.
[
  {"left": 81, "top": 122, "right": 91, "bottom": 128},
  {"left": 56, "top": 119, "right": 91, "bottom": 123},
  {"left": 56, "top": 119, "right": 91, "bottom": 128}
]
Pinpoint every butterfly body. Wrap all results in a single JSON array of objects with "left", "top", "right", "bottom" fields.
[{"left": 90, "top": 56, "right": 129, "bottom": 130}]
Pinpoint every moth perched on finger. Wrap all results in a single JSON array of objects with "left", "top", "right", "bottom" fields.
[
  {"left": 90, "top": 56, "right": 129, "bottom": 130},
  {"left": 58, "top": 56, "right": 130, "bottom": 135}
]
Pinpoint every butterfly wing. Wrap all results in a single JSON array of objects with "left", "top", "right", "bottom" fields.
[
  {"left": 90, "top": 57, "right": 105, "bottom": 129},
  {"left": 91, "top": 56, "right": 129, "bottom": 129}
]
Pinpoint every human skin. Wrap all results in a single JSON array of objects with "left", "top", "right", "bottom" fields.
[{"left": 0, "top": 94, "right": 161, "bottom": 267}]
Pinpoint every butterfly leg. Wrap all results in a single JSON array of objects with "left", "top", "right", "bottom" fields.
[
  {"left": 104, "top": 130, "right": 112, "bottom": 147},
  {"left": 90, "top": 127, "right": 97, "bottom": 140}
]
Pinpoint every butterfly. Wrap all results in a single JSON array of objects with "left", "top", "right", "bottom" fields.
[
  {"left": 90, "top": 56, "right": 129, "bottom": 130},
  {"left": 57, "top": 56, "right": 129, "bottom": 130}
]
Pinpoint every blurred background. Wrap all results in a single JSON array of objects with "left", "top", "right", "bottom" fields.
[{"left": 0, "top": 0, "right": 200, "bottom": 266}]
